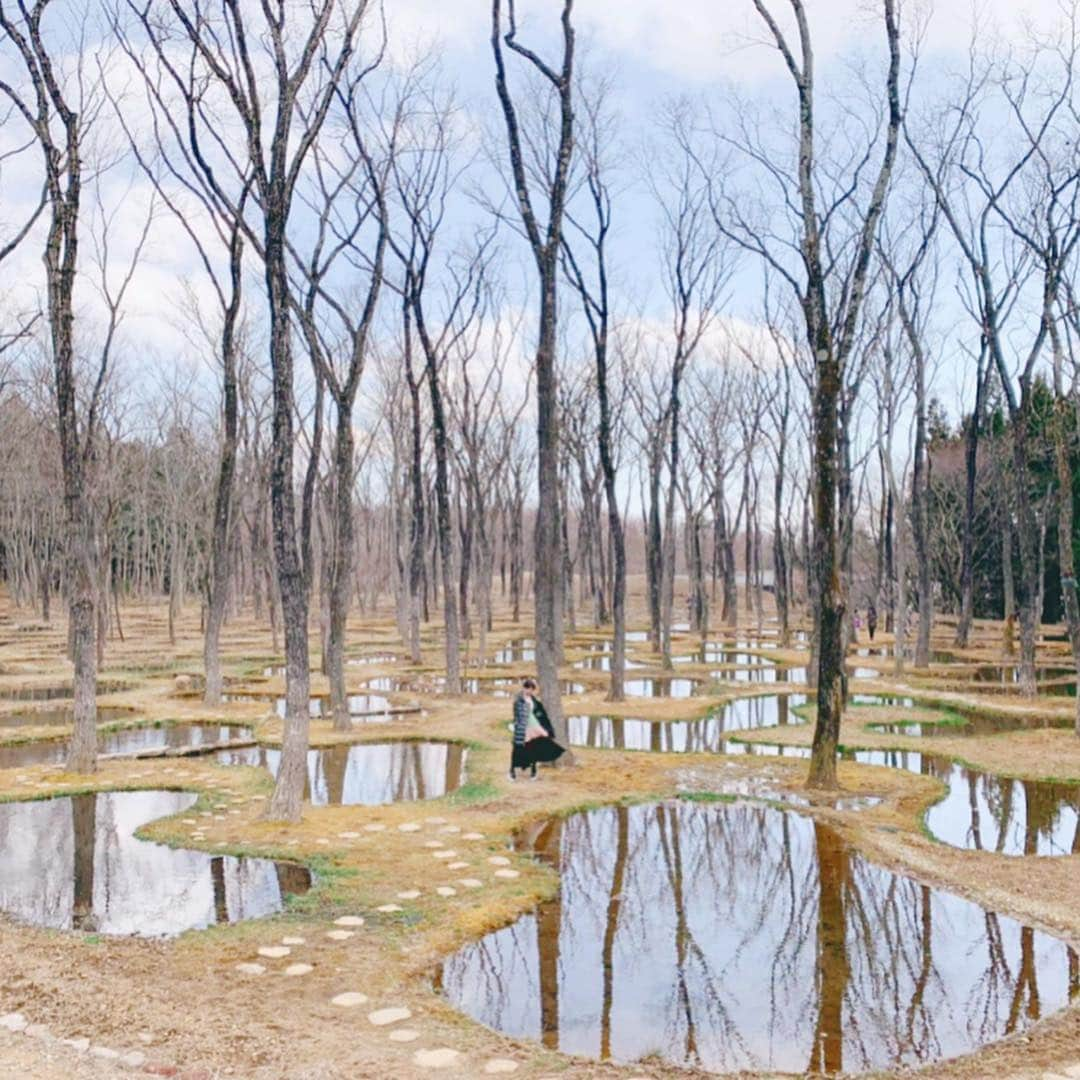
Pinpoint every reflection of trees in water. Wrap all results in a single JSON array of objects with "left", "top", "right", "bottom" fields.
[{"left": 442, "top": 800, "right": 1074, "bottom": 1074}]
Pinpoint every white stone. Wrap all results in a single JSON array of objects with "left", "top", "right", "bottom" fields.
[
  {"left": 432, "top": 850, "right": 456, "bottom": 860},
  {"left": 414, "top": 1047, "right": 462, "bottom": 1069},
  {"left": 338, "top": 831, "right": 360, "bottom": 839},
  {"left": 235, "top": 963, "right": 266, "bottom": 975},
  {"left": 363, "top": 823, "right": 387, "bottom": 832},
  {"left": 331, "top": 992, "right": 369, "bottom": 1008},
  {"left": 494, "top": 869, "right": 520, "bottom": 880},
  {"left": 398, "top": 823, "right": 421, "bottom": 832},
  {"left": 397, "top": 890, "right": 421, "bottom": 900},
  {"left": 24, "top": 1024, "right": 50, "bottom": 1040},
  {"left": 422, "top": 840, "right": 443, "bottom": 849},
  {"left": 326, "top": 930, "right": 354, "bottom": 941},
  {"left": 487, "top": 856, "right": 511, "bottom": 866},
  {"left": 1062, "top": 1068, "right": 1080, "bottom": 1080},
  {"left": 61, "top": 1037, "right": 90, "bottom": 1053},
  {"left": 462, "top": 832, "right": 485, "bottom": 840},
  {"left": 376, "top": 904, "right": 403, "bottom": 913},
  {"left": 439, "top": 825, "right": 460, "bottom": 834},
  {"left": 436, "top": 886, "right": 457, "bottom": 897},
  {"left": 484, "top": 1061, "right": 520, "bottom": 1075},
  {"left": 0, "top": 1013, "right": 27, "bottom": 1033},
  {"left": 388, "top": 1029, "right": 421, "bottom": 1043},
  {"left": 334, "top": 915, "right": 365, "bottom": 927},
  {"left": 281, "top": 936, "right": 305, "bottom": 945},
  {"left": 121, "top": 1051, "right": 147, "bottom": 1069},
  {"left": 284, "top": 963, "right": 314, "bottom": 977},
  {"left": 447, "top": 862, "right": 469, "bottom": 870},
  {"left": 257, "top": 945, "right": 291, "bottom": 959},
  {"left": 368, "top": 1007, "right": 412, "bottom": 1026},
  {"left": 425, "top": 817, "right": 447, "bottom": 825},
  {"left": 315, "top": 838, "right": 329, "bottom": 845},
  {"left": 458, "top": 879, "right": 483, "bottom": 889},
  {"left": 90, "top": 1047, "right": 122, "bottom": 1061}
]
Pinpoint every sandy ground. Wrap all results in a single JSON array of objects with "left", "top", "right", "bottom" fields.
[{"left": 0, "top": 593, "right": 1078, "bottom": 1079}]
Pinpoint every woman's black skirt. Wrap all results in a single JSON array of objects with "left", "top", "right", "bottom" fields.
[{"left": 512, "top": 737, "right": 566, "bottom": 768}]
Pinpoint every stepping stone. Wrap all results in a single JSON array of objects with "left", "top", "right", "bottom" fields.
[
  {"left": 462, "top": 832, "right": 485, "bottom": 840},
  {"left": 315, "top": 838, "right": 329, "bottom": 845},
  {"left": 90, "top": 1047, "right": 121, "bottom": 1061},
  {"left": 398, "top": 823, "right": 421, "bottom": 832},
  {"left": 331, "top": 992, "right": 369, "bottom": 1008},
  {"left": 235, "top": 963, "right": 266, "bottom": 975},
  {"left": 121, "top": 1051, "right": 147, "bottom": 1069},
  {"left": 1064, "top": 1067, "right": 1080, "bottom": 1079},
  {"left": 425, "top": 816, "right": 447, "bottom": 825},
  {"left": 487, "top": 856, "right": 511, "bottom": 867},
  {"left": 376, "top": 904, "right": 403, "bottom": 913},
  {"left": 439, "top": 825, "right": 460, "bottom": 834},
  {"left": 397, "top": 890, "right": 421, "bottom": 900},
  {"left": 338, "top": 831, "right": 360, "bottom": 839},
  {"left": 182, "top": 818, "right": 197, "bottom": 825},
  {"left": 282, "top": 936, "right": 305, "bottom": 945},
  {"left": 422, "top": 840, "right": 444, "bottom": 849},
  {"left": 388, "top": 1029, "right": 420, "bottom": 1043},
  {"left": 257, "top": 946, "right": 291, "bottom": 959},
  {"left": 62, "top": 1037, "right": 90, "bottom": 1053},
  {"left": 432, "top": 850, "right": 457, "bottom": 860},
  {"left": 326, "top": 930, "right": 354, "bottom": 941},
  {"left": 368, "top": 1007, "right": 411, "bottom": 1026},
  {"left": 436, "top": 886, "right": 457, "bottom": 897},
  {"left": 458, "top": 879, "right": 483, "bottom": 889},
  {"left": 0, "top": 1013, "right": 27, "bottom": 1033},
  {"left": 447, "top": 862, "right": 469, "bottom": 870},
  {"left": 414, "top": 1048, "right": 462, "bottom": 1069},
  {"left": 334, "top": 916, "right": 365, "bottom": 927},
  {"left": 284, "top": 963, "right": 313, "bottom": 977},
  {"left": 494, "top": 869, "right": 520, "bottom": 880},
  {"left": 484, "top": 1061, "right": 520, "bottom": 1075},
  {"left": 363, "top": 823, "right": 387, "bottom": 832}
]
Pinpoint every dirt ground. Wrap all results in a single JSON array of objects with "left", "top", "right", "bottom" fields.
[{"left": 0, "top": 590, "right": 1079, "bottom": 1080}]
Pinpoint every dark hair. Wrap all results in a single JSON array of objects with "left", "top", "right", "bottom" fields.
[{"left": 522, "top": 678, "right": 537, "bottom": 691}]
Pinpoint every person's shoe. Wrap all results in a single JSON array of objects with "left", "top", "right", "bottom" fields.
[
  {"left": 508, "top": 770, "right": 517, "bottom": 782},
  {"left": 529, "top": 771, "right": 539, "bottom": 781}
]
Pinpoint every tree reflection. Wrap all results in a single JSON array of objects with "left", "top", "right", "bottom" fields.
[{"left": 441, "top": 800, "right": 1074, "bottom": 1074}]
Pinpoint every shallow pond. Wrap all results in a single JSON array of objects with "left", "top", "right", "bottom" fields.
[
  {"left": 622, "top": 677, "right": 702, "bottom": 698},
  {"left": 567, "top": 695, "right": 809, "bottom": 753},
  {"left": 0, "top": 705, "right": 134, "bottom": 729},
  {"left": 848, "top": 749, "right": 1080, "bottom": 856},
  {"left": 216, "top": 741, "right": 467, "bottom": 806},
  {"left": 0, "top": 790, "right": 310, "bottom": 936},
  {"left": 0, "top": 723, "right": 253, "bottom": 770},
  {"left": 493, "top": 638, "right": 536, "bottom": 664},
  {"left": 439, "top": 800, "right": 1076, "bottom": 1074}
]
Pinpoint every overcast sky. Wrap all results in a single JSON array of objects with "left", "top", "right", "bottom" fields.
[{"left": 1, "top": 0, "right": 1074, "bottom": 449}]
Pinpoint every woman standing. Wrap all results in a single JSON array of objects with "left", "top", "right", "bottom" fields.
[{"left": 510, "top": 678, "right": 565, "bottom": 780}]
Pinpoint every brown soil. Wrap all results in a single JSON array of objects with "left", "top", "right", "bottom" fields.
[{"left": 0, "top": 596, "right": 1077, "bottom": 1080}]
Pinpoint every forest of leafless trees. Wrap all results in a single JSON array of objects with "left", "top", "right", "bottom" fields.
[{"left": 3, "top": 0, "right": 1080, "bottom": 817}]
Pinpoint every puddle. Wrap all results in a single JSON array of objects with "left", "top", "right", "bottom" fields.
[
  {"left": 216, "top": 741, "right": 467, "bottom": 805},
  {"left": 0, "top": 679, "right": 130, "bottom": 701},
  {"left": 573, "top": 655, "right": 646, "bottom": 672},
  {"left": 493, "top": 638, "right": 536, "bottom": 664},
  {"left": 224, "top": 693, "right": 396, "bottom": 719},
  {"left": 710, "top": 665, "right": 807, "bottom": 684},
  {"left": 0, "top": 706, "right": 134, "bottom": 729},
  {"left": 0, "top": 790, "right": 310, "bottom": 936},
  {"left": 0, "top": 723, "right": 254, "bottom": 770},
  {"left": 623, "top": 677, "right": 701, "bottom": 698},
  {"left": 567, "top": 695, "right": 809, "bottom": 753},
  {"left": 438, "top": 800, "right": 1076, "bottom": 1074},
  {"left": 848, "top": 750, "right": 1080, "bottom": 856}
]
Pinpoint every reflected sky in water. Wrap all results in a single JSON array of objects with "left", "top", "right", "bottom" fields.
[
  {"left": 217, "top": 741, "right": 467, "bottom": 806},
  {"left": 0, "top": 791, "right": 309, "bottom": 936},
  {"left": 440, "top": 801, "right": 1077, "bottom": 1074}
]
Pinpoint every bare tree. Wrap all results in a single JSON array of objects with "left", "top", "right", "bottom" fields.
[
  {"left": 490, "top": 0, "right": 575, "bottom": 749},
  {"left": 713, "top": 0, "right": 902, "bottom": 787}
]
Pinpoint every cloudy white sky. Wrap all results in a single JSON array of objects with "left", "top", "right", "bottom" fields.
[{"left": 0, "top": 0, "right": 1074, "bottom": 447}]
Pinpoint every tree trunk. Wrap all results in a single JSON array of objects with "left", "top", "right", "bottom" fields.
[{"left": 327, "top": 406, "right": 354, "bottom": 730}]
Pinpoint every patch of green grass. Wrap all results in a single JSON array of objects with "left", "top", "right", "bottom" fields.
[
  {"left": 448, "top": 780, "right": 499, "bottom": 805},
  {"left": 677, "top": 791, "right": 738, "bottom": 804}
]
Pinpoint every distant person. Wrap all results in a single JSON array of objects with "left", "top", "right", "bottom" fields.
[
  {"left": 510, "top": 678, "right": 565, "bottom": 781},
  {"left": 867, "top": 604, "right": 878, "bottom": 642}
]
